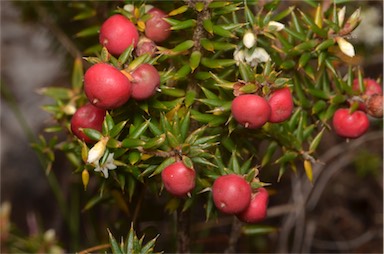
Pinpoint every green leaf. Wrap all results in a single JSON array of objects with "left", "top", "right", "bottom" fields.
[
  {"left": 309, "top": 127, "right": 325, "bottom": 153},
  {"left": 130, "top": 120, "right": 150, "bottom": 139},
  {"left": 121, "top": 138, "right": 145, "bottom": 148},
  {"left": 75, "top": 25, "right": 100, "bottom": 38},
  {"left": 173, "top": 40, "right": 195, "bottom": 52},
  {"left": 126, "top": 225, "right": 134, "bottom": 254},
  {"left": 203, "top": 19, "right": 214, "bottom": 34},
  {"left": 143, "top": 134, "right": 166, "bottom": 149},
  {"left": 212, "top": 25, "right": 236, "bottom": 38},
  {"left": 149, "top": 157, "right": 177, "bottom": 177},
  {"left": 82, "top": 128, "right": 103, "bottom": 141},
  {"left": 171, "top": 19, "right": 196, "bottom": 30},
  {"left": 189, "top": 51, "right": 202, "bottom": 72},
  {"left": 38, "top": 87, "right": 73, "bottom": 100},
  {"left": 108, "top": 229, "right": 123, "bottom": 254},
  {"left": 72, "top": 57, "right": 84, "bottom": 90},
  {"left": 201, "top": 58, "right": 236, "bottom": 68},
  {"left": 168, "top": 5, "right": 189, "bottom": 16},
  {"left": 275, "top": 151, "right": 298, "bottom": 164}
]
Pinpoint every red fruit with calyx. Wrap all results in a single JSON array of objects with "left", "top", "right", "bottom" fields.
[
  {"left": 212, "top": 174, "right": 252, "bottom": 214},
  {"left": 237, "top": 187, "right": 269, "bottom": 223},
  {"left": 131, "top": 63, "right": 160, "bottom": 100},
  {"left": 365, "top": 94, "right": 383, "bottom": 118},
  {"left": 268, "top": 87, "right": 294, "bottom": 123},
  {"left": 352, "top": 78, "right": 383, "bottom": 111},
  {"left": 161, "top": 161, "right": 196, "bottom": 197},
  {"left": 231, "top": 94, "right": 271, "bottom": 129},
  {"left": 99, "top": 14, "right": 139, "bottom": 55},
  {"left": 84, "top": 63, "right": 131, "bottom": 109},
  {"left": 70, "top": 103, "right": 106, "bottom": 144},
  {"left": 145, "top": 8, "right": 171, "bottom": 43},
  {"left": 332, "top": 108, "right": 370, "bottom": 139},
  {"left": 135, "top": 37, "right": 157, "bottom": 57}
]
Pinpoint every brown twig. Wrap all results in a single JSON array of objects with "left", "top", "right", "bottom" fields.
[
  {"left": 224, "top": 217, "right": 244, "bottom": 253},
  {"left": 78, "top": 243, "right": 111, "bottom": 254},
  {"left": 176, "top": 206, "right": 191, "bottom": 253}
]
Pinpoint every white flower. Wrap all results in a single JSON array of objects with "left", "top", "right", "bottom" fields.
[
  {"left": 123, "top": 4, "right": 134, "bottom": 12},
  {"left": 243, "top": 31, "right": 256, "bottom": 49},
  {"left": 233, "top": 48, "right": 245, "bottom": 65},
  {"left": 245, "top": 47, "right": 271, "bottom": 66},
  {"left": 87, "top": 137, "right": 108, "bottom": 164},
  {"left": 267, "top": 21, "right": 285, "bottom": 32},
  {"left": 94, "top": 153, "right": 117, "bottom": 178},
  {"left": 336, "top": 37, "right": 355, "bottom": 57}
]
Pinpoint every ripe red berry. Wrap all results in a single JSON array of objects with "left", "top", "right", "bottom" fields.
[
  {"left": 70, "top": 103, "right": 106, "bottom": 143},
  {"left": 161, "top": 161, "right": 196, "bottom": 197},
  {"left": 212, "top": 174, "right": 251, "bottom": 214},
  {"left": 145, "top": 8, "right": 171, "bottom": 43},
  {"left": 131, "top": 64, "right": 161, "bottom": 100},
  {"left": 237, "top": 187, "right": 269, "bottom": 223},
  {"left": 353, "top": 78, "right": 383, "bottom": 96},
  {"left": 99, "top": 14, "right": 139, "bottom": 55},
  {"left": 231, "top": 94, "right": 271, "bottom": 129},
  {"left": 268, "top": 87, "right": 294, "bottom": 123},
  {"left": 84, "top": 63, "right": 132, "bottom": 109},
  {"left": 332, "top": 108, "right": 370, "bottom": 139}
]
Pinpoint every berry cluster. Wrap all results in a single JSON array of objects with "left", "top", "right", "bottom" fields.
[
  {"left": 231, "top": 87, "right": 294, "bottom": 129},
  {"left": 71, "top": 7, "right": 170, "bottom": 143},
  {"left": 212, "top": 174, "right": 268, "bottom": 224},
  {"left": 333, "top": 78, "right": 383, "bottom": 139}
]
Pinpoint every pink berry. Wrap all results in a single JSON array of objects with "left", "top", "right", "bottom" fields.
[
  {"left": 332, "top": 108, "right": 370, "bottom": 139},
  {"left": 212, "top": 174, "right": 251, "bottom": 214},
  {"left": 131, "top": 64, "right": 160, "bottom": 100},
  {"left": 237, "top": 188, "right": 269, "bottom": 223},
  {"left": 145, "top": 8, "right": 171, "bottom": 43},
  {"left": 161, "top": 161, "right": 196, "bottom": 197},
  {"left": 268, "top": 87, "right": 294, "bottom": 123},
  {"left": 99, "top": 14, "right": 139, "bottom": 55},
  {"left": 231, "top": 94, "right": 271, "bottom": 129},
  {"left": 70, "top": 103, "right": 106, "bottom": 143},
  {"left": 84, "top": 63, "right": 131, "bottom": 109}
]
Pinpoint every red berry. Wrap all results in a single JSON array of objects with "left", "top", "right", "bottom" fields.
[
  {"left": 145, "top": 8, "right": 171, "bottom": 43},
  {"left": 131, "top": 64, "right": 160, "bottom": 100},
  {"left": 212, "top": 174, "right": 251, "bottom": 214},
  {"left": 353, "top": 78, "right": 383, "bottom": 96},
  {"left": 70, "top": 103, "right": 106, "bottom": 143},
  {"left": 237, "top": 187, "right": 269, "bottom": 223},
  {"left": 84, "top": 63, "right": 132, "bottom": 109},
  {"left": 161, "top": 161, "right": 196, "bottom": 197},
  {"left": 332, "top": 108, "right": 370, "bottom": 139},
  {"left": 231, "top": 94, "right": 271, "bottom": 129},
  {"left": 268, "top": 87, "right": 294, "bottom": 123},
  {"left": 99, "top": 14, "right": 139, "bottom": 55}
]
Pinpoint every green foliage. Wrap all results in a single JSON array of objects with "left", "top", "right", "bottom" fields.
[{"left": 30, "top": 0, "right": 381, "bottom": 252}]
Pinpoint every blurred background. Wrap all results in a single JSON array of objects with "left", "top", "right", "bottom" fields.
[{"left": 1, "top": 1, "right": 383, "bottom": 253}]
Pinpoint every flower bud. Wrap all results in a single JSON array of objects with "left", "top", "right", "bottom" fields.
[
  {"left": 87, "top": 137, "right": 108, "bottom": 164},
  {"left": 243, "top": 31, "right": 256, "bottom": 49},
  {"left": 123, "top": 4, "right": 134, "bottom": 13},
  {"left": 267, "top": 21, "right": 285, "bottom": 32},
  {"left": 82, "top": 169, "right": 90, "bottom": 190},
  {"left": 336, "top": 37, "right": 355, "bottom": 57},
  {"left": 338, "top": 6, "right": 346, "bottom": 26}
]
